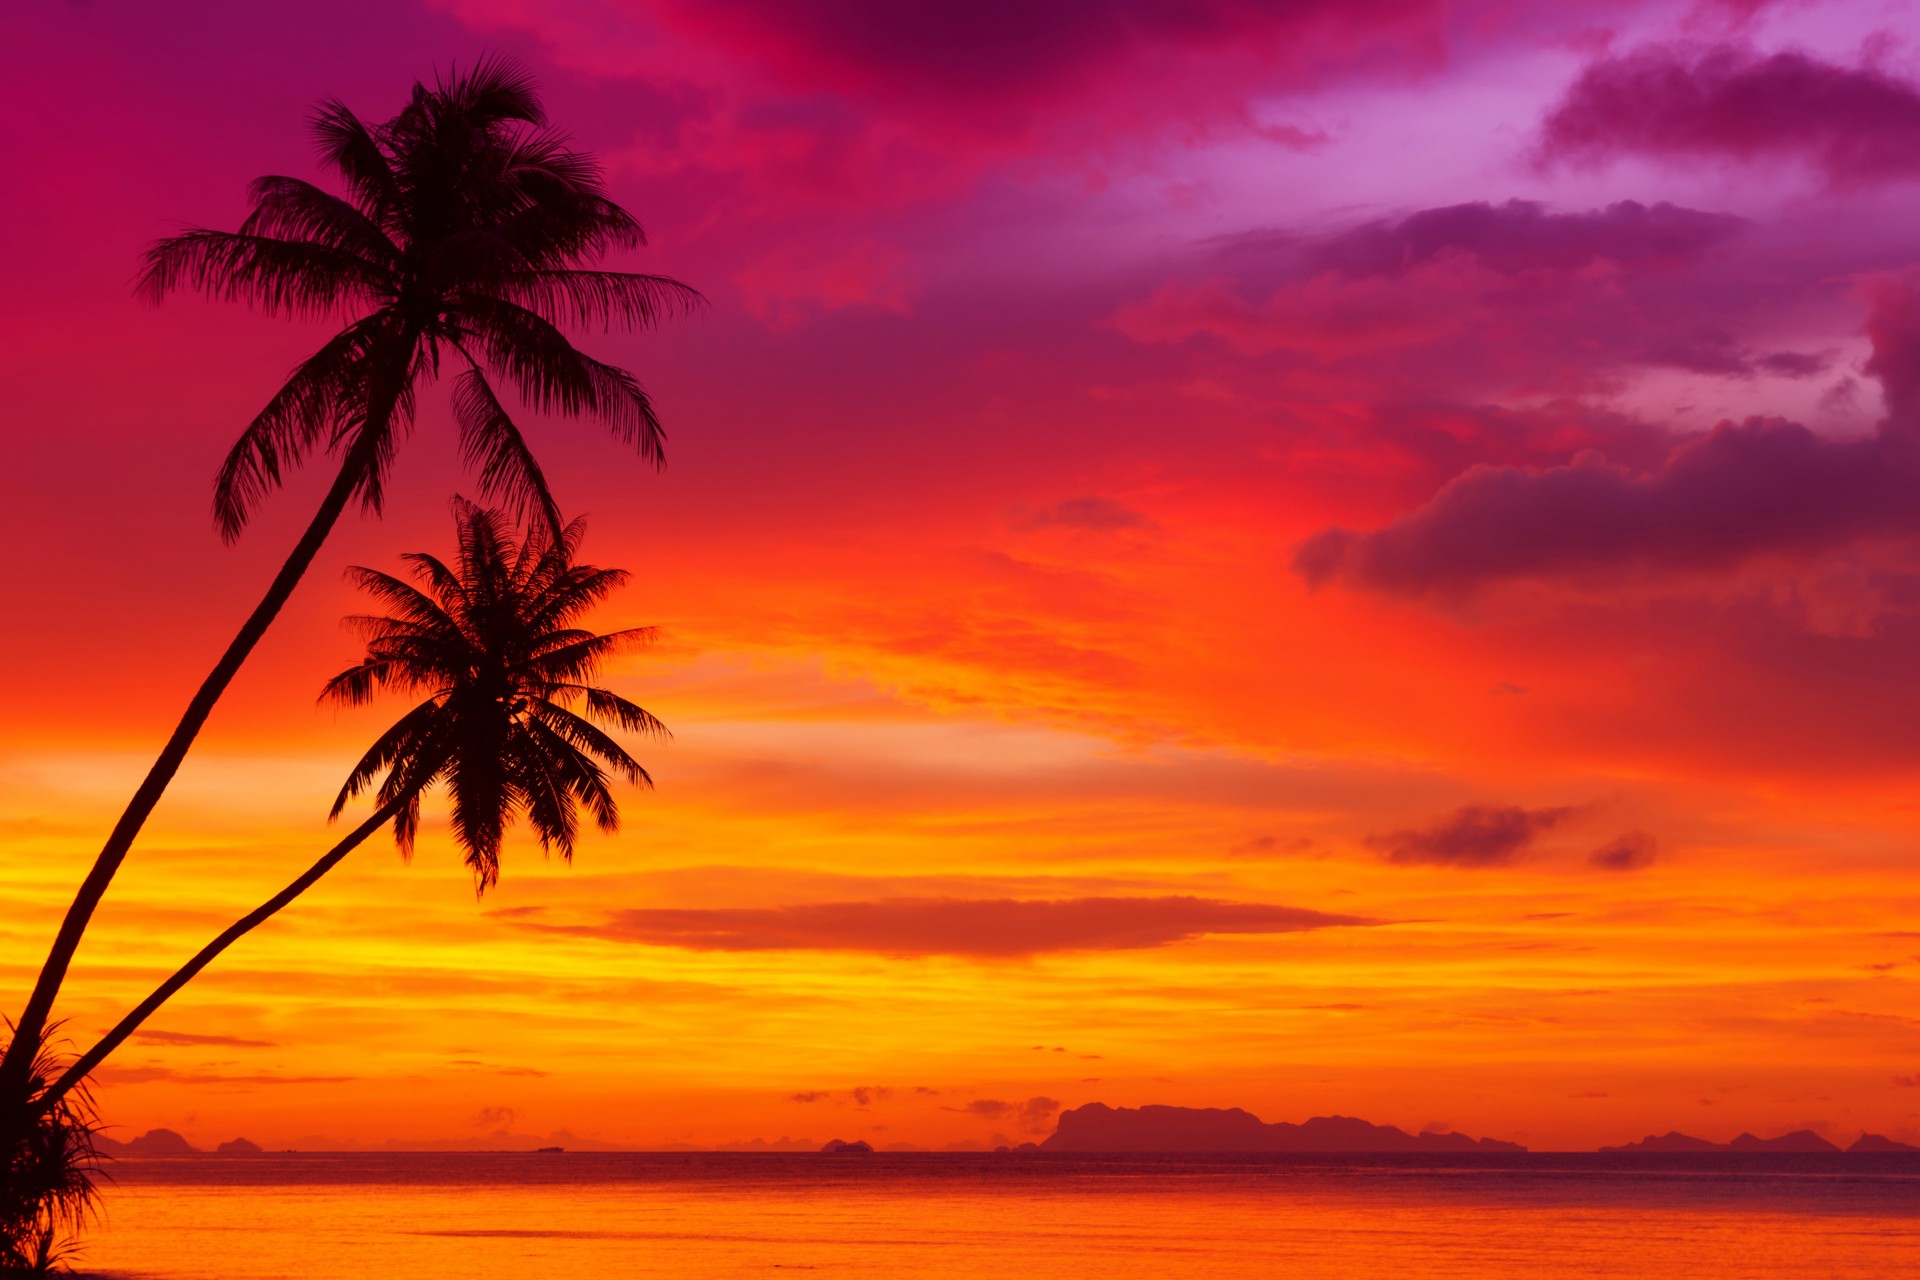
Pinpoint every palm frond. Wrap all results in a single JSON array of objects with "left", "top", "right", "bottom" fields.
[
  {"left": 242, "top": 176, "right": 401, "bottom": 269},
  {"left": 450, "top": 365, "right": 564, "bottom": 540},
  {"left": 213, "top": 315, "right": 394, "bottom": 540},
  {"left": 311, "top": 99, "right": 404, "bottom": 233},
  {"left": 137, "top": 229, "right": 384, "bottom": 315},
  {"left": 527, "top": 700, "right": 651, "bottom": 789},
  {"left": 488, "top": 270, "right": 705, "bottom": 331},
  {"left": 1, "top": 1021, "right": 103, "bottom": 1272},
  {"left": 451, "top": 296, "right": 666, "bottom": 465},
  {"left": 329, "top": 699, "right": 446, "bottom": 821}
]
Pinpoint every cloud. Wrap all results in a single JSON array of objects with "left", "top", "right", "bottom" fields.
[
  {"left": 1304, "top": 199, "right": 1745, "bottom": 277},
  {"left": 519, "top": 895, "right": 1371, "bottom": 956},
  {"left": 1538, "top": 44, "right": 1920, "bottom": 186},
  {"left": 1367, "top": 804, "right": 1578, "bottom": 868},
  {"left": 1018, "top": 495, "right": 1152, "bottom": 532},
  {"left": 789, "top": 1091, "right": 829, "bottom": 1103},
  {"left": 94, "top": 1064, "right": 354, "bottom": 1088},
  {"left": 471, "top": 1106, "right": 518, "bottom": 1130},
  {"left": 1590, "top": 831, "right": 1660, "bottom": 871},
  {"left": 447, "top": 0, "right": 1438, "bottom": 211},
  {"left": 647, "top": 0, "right": 1441, "bottom": 107},
  {"left": 941, "top": 1096, "right": 1057, "bottom": 1130},
  {"left": 1019, "top": 1096, "right": 1062, "bottom": 1133},
  {"left": 128, "top": 1029, "right": 276, "bottom": 1049},
  {"left": 732, "top": 237, "right": 917, "bottom": 327},
  {"left": 1295, "top": 274, "right": 1920, "bottom": 597},
  {"left": 1118, "top": 200, "right": 1771, "bottom": 388}
]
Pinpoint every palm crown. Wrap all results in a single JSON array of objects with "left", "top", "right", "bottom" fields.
[
  {"left": 324, "top": 500, "right": 667, "bottom": 891},
  {"left": 139, "top": 58, "right": 701, "bottom": 540}
]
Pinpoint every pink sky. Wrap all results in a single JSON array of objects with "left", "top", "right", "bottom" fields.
[{"left": 3, "top": 0, "right": 1920, "bottom": 1152}]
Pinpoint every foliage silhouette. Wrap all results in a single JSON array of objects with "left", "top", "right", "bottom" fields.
[
  {"left": 1, "top": 59, "right": 698, "bottom": 1110},
  {"left": 36, "top": 501, "right": 665, "bottom": 1116},
  {"left": 0, "top": 1023, "right": 101, "bottom": 1274}
]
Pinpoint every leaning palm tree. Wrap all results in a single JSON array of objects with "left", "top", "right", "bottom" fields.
[
  {"left": 32, "top": 501, "right": 665, "bottom": 1120},
  {"left": 2, "top": 59, "right": 698, "bottom": 1102}
]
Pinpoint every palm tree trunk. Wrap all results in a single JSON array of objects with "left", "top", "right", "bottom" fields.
[
  {"left": 1, "top": 340, "right": 415, "bottom": 1105},
  {"left": 35, "top": 796, "right": 410, "bottom": 1114}
]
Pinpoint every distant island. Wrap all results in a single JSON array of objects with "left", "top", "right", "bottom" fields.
[
  {"left": 90, "top": 1129, "right": 264, "bottom": 1157},
  {"left": 1041, "top": 1104, "right": 1526, "bottom": 1153},
  {"left": 78, "top": 1114, "right": 1920, "bottom": 1156},
  {"left": 1602, "top": 1130, "right": 1918, "bottom": 1154},
  {"left": 820, "top": 1138, "right": 874, "bottom": 1154}
]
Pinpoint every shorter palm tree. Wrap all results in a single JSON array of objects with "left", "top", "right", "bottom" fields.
[{"left": 32, "top": 500, "right": 665, "bottom": 1115}]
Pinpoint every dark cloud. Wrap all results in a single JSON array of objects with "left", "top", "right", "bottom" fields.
[
  {"left": 942, "top": 1096, "right": 1058, "bottom": 1130},
  {"left": 1019, "top": 1096, "right": 1063, "bottom": 1133},
  {"left": 95, "top": 1064, "right": 354, "bottom": 1087},
  {"left": 1018, "top": 495, "right": 1152, "bottom": 532},
  {"left": 789, "top": 1091, "right": 829, "bottom": 1103},
  {"left": 521, "top": 895, "right": 1371, "bottom": 956},
  {"left": 1590, "top": 831, "right": 1660, "bottom": 871},
  {"left": 471, "top": 1106, "right": 517, "bottom": 1130},
  {"left": 1295, "top": 275, "right": 1920, "bottom": 597},
  {"left": 1127, "top": 199, "right": 1791, "bottom": 393},
  {"left": 664, "top": 0, "right": 1441, "bottom": 101},
  {"left": 1538, "top": 44, "right": 1920, "bottom": 186},
  {"left": 1367, "top": 804, "right": 1577, "bottom": 868},
  {"left": 1228, "top": 833, "right": 1315, "bottom": 858},
  {"left": 1754, "top": 350, "right": 1831, "bottom": 378},
  {"left": 1306, "top": 199, "right": 1744, "bottom": 277},
  {"left": 128, "top": 1029, "right": 276, "bottom": 1049},
  {"left": 1295, "top": 421, "right": 1919, "bottom": 595}
]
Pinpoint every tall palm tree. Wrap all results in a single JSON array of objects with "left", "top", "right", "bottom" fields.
[
  {"left": 2, "top": 60, "right": 698, "bottom": 1100},
  {"left": 32, "top": 501, "right": 665, "bottom": 1117}
]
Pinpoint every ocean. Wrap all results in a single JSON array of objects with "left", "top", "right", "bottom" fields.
[{"left": 74, "top": 1152, "right": 1920, "bottom": 1278}]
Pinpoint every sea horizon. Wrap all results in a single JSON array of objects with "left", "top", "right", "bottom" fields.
[{"left": 70, "top": 1151, "right": 1920, "bottom": 1280}]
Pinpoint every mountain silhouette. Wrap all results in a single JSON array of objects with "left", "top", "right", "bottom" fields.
[
  {"left": 1041, "top": 1104, "right": 1525, "bottom": 1153},
  {"left": 1848, "top": 1133, "right": 1920, "bottom": 1153},
  {"left": 94, "top": 1128, "right": 200, "bottom": 1157}
]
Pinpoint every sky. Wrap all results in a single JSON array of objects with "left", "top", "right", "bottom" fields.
[{"left": 2, "top": 0, "right": 1919, "bottom": 1153}]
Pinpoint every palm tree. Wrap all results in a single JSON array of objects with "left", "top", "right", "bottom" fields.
[
  {"left": 1, "top": 60, "right": 699, "bottom": 1101},
  {"left": 32, "top": 501, "right": 665, "bottom": 1118}
]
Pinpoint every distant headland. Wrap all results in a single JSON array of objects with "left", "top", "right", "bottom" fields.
[
  {"left": 85, "top": 1111, "right": 1920, "bottom": 1156},
  {"left": 1601, "top": 1130, "right": 1917, "bottom": 1154},
  {"left": 1041, "top": 1104, "right": 1525, "bottom": 1153}
]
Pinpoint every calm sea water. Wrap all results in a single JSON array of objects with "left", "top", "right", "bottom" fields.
[{"left": 73, "top": 1152, "right": 1920, "bottom": 1279}]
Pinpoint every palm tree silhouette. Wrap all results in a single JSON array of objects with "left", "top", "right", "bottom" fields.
[
  {"left": 2, "top": 60, "right": 698, "bottom": 1099},
  {"left": 34, "top": 501, "right": 665, "bottom": 1115}
]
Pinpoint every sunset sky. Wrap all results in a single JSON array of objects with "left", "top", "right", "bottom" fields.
[{"left": 4, "top": 0, "right": 1920, "bottom": 1154}]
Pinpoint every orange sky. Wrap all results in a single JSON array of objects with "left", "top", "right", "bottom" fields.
[{"left": 3, "top": 0, "right": 1920, "bottom": 1152}]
